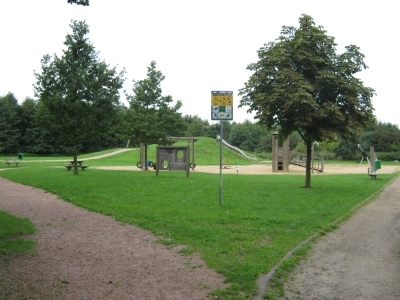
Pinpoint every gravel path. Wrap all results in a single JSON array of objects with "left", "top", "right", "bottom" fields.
[
  {"left": 278, "top": 176, "right": 400, "bottom": 300},
  {"left": 0, "top": 177, "right": 226, "bottom": 300}
]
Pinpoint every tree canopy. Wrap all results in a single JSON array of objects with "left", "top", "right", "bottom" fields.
[
  {"left": 239, "top": 14, "right": 375, "bottom": 187},
  {"left": 34, "top": 20, "right": 125, "bottom": 174},
  {"left": 68, "top": 0, "right": 89, "bottom": 6}
]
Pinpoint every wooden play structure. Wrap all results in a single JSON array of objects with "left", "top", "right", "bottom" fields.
[
  {"left": 289, "top": 150, "right": 324, "bottom": 173},
  {"left": 137, "top": 137, "right": 199, "bottom": 177},
  {"left": 167, "top": 137, "right": 198, "bottom": 170},
  {"left": 271, "top": 132, "right": 290, "bottom": 172},
  {"left": 156, "top": 146, "right": 191, "bottom": 177},
  {"left": 272, "top": 132, "right": 324, "bottom": 172}
]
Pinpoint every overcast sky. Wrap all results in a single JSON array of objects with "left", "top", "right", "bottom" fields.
[{"left": 1, "top": 0, "right": 398, "bottom": 127}]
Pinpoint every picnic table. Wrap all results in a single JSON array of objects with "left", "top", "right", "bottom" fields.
[
  {"left": 68, "top": 160, "right": 84, "bottom": 166},
  {"left": 65, "top": 160, "right": 89, "bottom": 171}
]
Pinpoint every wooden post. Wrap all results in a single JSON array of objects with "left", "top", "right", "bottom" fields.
[
  {"left": 140, "top": 143, "right": 144, "bottom": 171},
  {"left": 156, "top": 146, "right": 159, "bottom": 176},
  {"left": 370, "top": 147, "right": 375, "bottom": 171},
  {"left": 186, "top": 146, "right": 190, "bottom": 178},
  {"left": 272, "top": 132, "right": 277, "bottom": 172}
]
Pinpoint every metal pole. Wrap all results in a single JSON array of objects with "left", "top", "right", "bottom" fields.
[{"left": 219, "top": 121, "right": 223, "bottom": 206}]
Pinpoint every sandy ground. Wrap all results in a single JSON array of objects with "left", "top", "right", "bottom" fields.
[
  {"left": 194, "top": 163, "right": 400, "bottom": 175},
  {"left": 1, "top": 155, "right": 399, "bottom": 299},
  {"left": 95, "top": 162, "right": 400, "bottom": 175}
]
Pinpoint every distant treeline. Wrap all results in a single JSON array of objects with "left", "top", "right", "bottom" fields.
[{"left": 1, "top": 92, "right": 399, "bottom": 160}]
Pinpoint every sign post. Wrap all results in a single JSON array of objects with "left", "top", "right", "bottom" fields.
[{"left": 211, "top": 91, "right": 233, "bottom": 206}]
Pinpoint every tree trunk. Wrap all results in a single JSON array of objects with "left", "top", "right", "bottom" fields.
[
  {"left": 73, "top": 148, "right": 79, "bottom": 175},
  {"left": 305, "top": 138, "right": 312, "bottom": 188},
  {"left": 144, "top": 143, "right": 148, "bottom": 171}
]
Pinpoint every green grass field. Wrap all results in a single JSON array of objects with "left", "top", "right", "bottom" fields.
[
  {"left": 1, "top": 138, "right": 399, "bottom": 299},
  {"left": 0, "top": 211, "right": 36, "bottom": 255}
]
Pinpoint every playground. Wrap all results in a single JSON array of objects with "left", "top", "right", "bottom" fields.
[{"left": 93, "top": 137, "right": 400, "bottom": 175}]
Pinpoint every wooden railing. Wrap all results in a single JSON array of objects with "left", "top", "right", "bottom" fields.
[{"left": 289, "top": 151, "right": 324, "bottom": 172}]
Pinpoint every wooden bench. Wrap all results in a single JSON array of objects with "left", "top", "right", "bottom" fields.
[
  {"left": 368, "top": 167, "right": 378, "bottom": 179},
  {"left": 5, "top": 158, "right": 20, "bottom": 167},
  {"left": 65, "top": 165, "right": 89, "bottom": 171}
]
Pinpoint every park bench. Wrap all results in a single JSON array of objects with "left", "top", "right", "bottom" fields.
[
  {"left": 65, "top": 164, "right": 89, "bottom": 171},
  {"left": 5, "top": 157, "right": 20, "bottom": 167},
  {"left": 368, "top": 167, "right": 378, "bottom": 179}
]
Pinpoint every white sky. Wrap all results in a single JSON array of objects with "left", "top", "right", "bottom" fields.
[{"left": 1, "top": 0, "right": 398, "bottom": 127}]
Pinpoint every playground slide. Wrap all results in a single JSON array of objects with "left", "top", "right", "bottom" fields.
[{"left": 216, "top": 136, "right": 257, "bottom": 161}]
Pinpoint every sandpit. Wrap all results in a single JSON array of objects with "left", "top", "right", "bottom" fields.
[{"left": 94, "top": 163, "right": 400, "bottom": 175}]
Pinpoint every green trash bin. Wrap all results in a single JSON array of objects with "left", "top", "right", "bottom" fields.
[
  {"left": 18, "top": 153, "right": 24, "bottom": 160},
  {"left": 374, "top": 159, "right": 381, "bottom": 170}
]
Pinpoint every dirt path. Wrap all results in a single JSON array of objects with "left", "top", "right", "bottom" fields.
[
  {"left": 0, "top": 177, "right": 226, "bottom": 300},
  {"left": 277, "top": 176, "right": 400, "bottom": 300},
  {"left": 83, "top": 148, "right": 134, "bottom": 160},
  {"left": 18, "top": 148, "right": 135, "bottom": 163}
]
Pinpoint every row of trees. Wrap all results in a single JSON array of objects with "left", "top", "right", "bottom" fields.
[
  {"left": 1, "top": 16, "right": 397, "bottom": 185},
  {"left": 2, "top": 88, "right": 398, "bottom": 160}
]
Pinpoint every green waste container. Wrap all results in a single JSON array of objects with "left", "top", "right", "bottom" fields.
[
  {"left": 18, "top": 153, "right": 24, "bottom": 160},
  {"left": 374, "top": 159, "right": 381, "bottom": 170}
]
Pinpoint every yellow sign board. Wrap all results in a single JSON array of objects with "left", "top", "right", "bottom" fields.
[{"left": 211, "top": 91, "right": 233, "bottom": 106}]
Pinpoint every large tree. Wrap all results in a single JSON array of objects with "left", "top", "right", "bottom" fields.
[
  {"left": 125, "top": 61, "right": 185, "bottom": 164},
  {"left": 34, "top": 20, "right": 125, "bottom": 174},
  {"left": 239, "top": 14, "right": 375, "bottom": 187}
]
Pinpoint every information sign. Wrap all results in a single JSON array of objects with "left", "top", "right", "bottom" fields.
[{"left": 211, "top": 91, "right": 233, "bottom": 120}]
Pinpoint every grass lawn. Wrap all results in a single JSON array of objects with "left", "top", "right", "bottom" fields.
[
  {"left": 0, "top": 211, "right": 36, "bottom": 255},
  {"left": 1, "top": 156, "right": 398, "bottom": 299}
]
